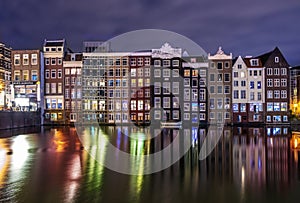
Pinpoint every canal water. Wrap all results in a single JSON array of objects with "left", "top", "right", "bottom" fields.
[{"left": 0, "top": 126, "right": 299, "bottom": 203}]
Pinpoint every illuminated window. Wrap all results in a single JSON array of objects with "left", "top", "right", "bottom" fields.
[
  {"left": 51, "top": 83, "right": 56, "bottom": 94},
  {"left": 58, "top": 83, "right": 62, "bottom": 94},
  {"left": 281, "top": 102, "right": 287, "bottom": 111},
  {"left": 14, "top": 71, "right": 20, "bottom": 81},
  {"left": 192, "top": 70, "right": 198, "bottom": 77},
  {"left": 267, "top": 90, "right": 273, "bottom": 99},
  {"left": 31, "top": 70, "right": 38, "bottom": 81},
  {"left": 45, "top": 83, "right": 50, "bottom": 94},
  {"left": 23, "top": 54, "right": 29, "bottom": 65},
  {"left": 267, "top": 103, "right": 273, "bottom": 111},
  {"left": 233, "top": 103, "right": 239, "bottom": 112}
]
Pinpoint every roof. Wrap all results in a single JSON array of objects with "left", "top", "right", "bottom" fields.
[
  {"left": 255, "top": 47, "right": 290, "bottom": 67},
  {"left": 44, "top": 39, "right": 65, "bottom": 47},
  {"left": 255, "top": 49, "right": 274, "bottom": 65},
  {"left": 243, "top": 57, "right": 263, "bottom": 68}
]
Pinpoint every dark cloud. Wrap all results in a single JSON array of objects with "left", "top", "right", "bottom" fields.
[{"left": 1, "top": 0, "right": 300, "bottom": 65}]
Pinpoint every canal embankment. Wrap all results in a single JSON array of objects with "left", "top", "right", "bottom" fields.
[{"left": 0, "top": 111, "right": 41, "bottom": 130}]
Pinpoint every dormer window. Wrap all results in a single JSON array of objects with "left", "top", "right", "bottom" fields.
[
  {"left": 190, "top": 58, "right": 196, "bottom": 63},
  {"left": 275, "top": 57, "right": 279, "bottom": 63},
  {"left": 250, "top": 59, "right": 258, "bottom": 66}
]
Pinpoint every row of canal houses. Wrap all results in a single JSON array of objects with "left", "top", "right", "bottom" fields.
[{"left": 1, "top": 39, "right": 291, "bottom": 125}]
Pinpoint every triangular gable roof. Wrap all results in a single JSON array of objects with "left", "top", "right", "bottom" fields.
[{"left": 255, "top": 47, "right": 289, "bottom": 67}]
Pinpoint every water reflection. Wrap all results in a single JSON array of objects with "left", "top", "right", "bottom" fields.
[{"left": 0, "top": 126, "right": 299, "bottom": 202}]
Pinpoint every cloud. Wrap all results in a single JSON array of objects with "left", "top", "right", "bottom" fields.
[{"left": 1, "top": 0, "right": 300, "bottom": 65}]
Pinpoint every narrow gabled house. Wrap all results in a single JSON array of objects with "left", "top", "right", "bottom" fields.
[
  {"left": 63, "top": 53, "right": 82, "bottom": 124},
  {"left": 208, "top": 47, "right": 232, "bottom": 124},
  {"left": 43, "top": 39, "right": 66, "bottom": 124},
  {"left": 257, "top": 47, "right": 290, "bottom": 124},
  {"left": 232, "top": 56, "right": 248, "bottom": 124},
  {"left": 151, "top": 43, "right": 182, "bottom": 126},
  {"left": 243, "top": 57, "right": 265, "bottom": 123}
]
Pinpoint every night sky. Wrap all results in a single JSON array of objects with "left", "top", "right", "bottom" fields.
[{"left": 1, "top": 0, "right": 300, "bottom": 65}]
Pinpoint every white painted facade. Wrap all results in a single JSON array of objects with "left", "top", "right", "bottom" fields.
[{"left": 232, "top": 56, "right": 248, "bottom": 104}]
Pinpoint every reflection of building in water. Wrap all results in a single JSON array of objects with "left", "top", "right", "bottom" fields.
[
  {"left": 231, "top": 126, "right": 292, "bottom": 191},
  {"left": 202, "top": 126, "right": 232, "bottom": 180},
  {"left": 290, "top": 131, "right": 300, "bottom": 182},
  {"left": 232, "top": 127, "right": 266, "bottom": 190},
  {"left": 266, "top": 136, "right": 289, "bottom": 187}
]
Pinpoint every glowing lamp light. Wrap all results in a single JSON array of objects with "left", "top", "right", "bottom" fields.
[{"left": 294, "top": 138, "right": 298, "bottom": 149}]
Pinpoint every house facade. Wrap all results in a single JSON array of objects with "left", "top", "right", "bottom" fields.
[
  {"left": 257, "top": 47, "right": 290, "bottom": 124},
  {"left": 244, "top": 57, "right": 265, "bottom": 123},
  {"left": 43, "top": 39, "right": 66, "bottom": 124},
  {"left": 82, "top": 50, "right": 131, "bottom": 124},
  {"left": 0, "top": 43, "right": 12, "bottom": 110},
  {"left": 182, "top": 56, "right": 209, "bottom": 124},
  {"left": 63, "top": 53, "right": 82, "bottom": 124},
  {"left": 208, "top": 47, "right": 232, "bottom": 124},
  {"left": 129, "top": 52, "right": 152, "bottom": 125},
  {"left": 11, "top": 50, "right": 42, "bottom": 111},
  {"left": 232, "top": 56, "right": 248, "bottom": 124},
  {"left": 151, "top": 43, "right": 182, "bottom": 126}
]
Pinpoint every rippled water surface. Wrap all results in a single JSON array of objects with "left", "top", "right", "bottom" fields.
[{"left": 0, "top": 126, "right": 299, "bottom": 203}]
